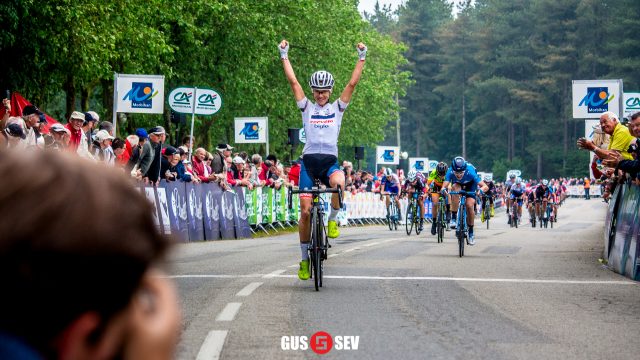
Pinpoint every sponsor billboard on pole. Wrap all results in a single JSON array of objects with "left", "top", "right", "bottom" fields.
[
  {"left": 116, "top": 74, "right": 164, "bottom": 114},
  {"left": 376, "top": 146, "right": 400, "bottom": 165},
  {"left": 234, "top": 117, "right": 268, "bottom": 143},
  {"left": 428, "top": 160, "right": 439, "bottom": 172},
  {"left": 572, "top": 79, "right": 623, "bottom": 119},
  {"left": 624, "top": 92, "right": 640, "bottom": 118},
  {"left": 168, "top": 87, "right": 222, "bottom": 115},
  {"left": 409, "top": 157, "right": 429, "bottom": 172}
]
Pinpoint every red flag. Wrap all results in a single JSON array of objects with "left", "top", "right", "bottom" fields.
[{"left": 1, "top": 92, "right": 59, "bottom": 133}]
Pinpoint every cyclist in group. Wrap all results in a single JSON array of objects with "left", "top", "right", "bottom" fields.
[
  {"left": 279, "top": 39, "right": 367, "bottom": 280},
  {"left": 403, "top": 168, "right": 427, "bottom": 232},
  {"left": 381, "top": 167, "right": 403, "bottom": 222},
  {"left": 508, "top": 177, "right": 526, "bottom": 224},
  {"left": 504, "top": 173, "right": 516, "bottom": 222},
  {"left": 480, "top": 173, "right": 496, "bottom": 223},
  {"left": 525, "top": 185, "right": 537, "bottom": 225},
  {"left": 534, "top": 179, "right": 552, "bottom": 221},
  {"left": 427, "top": 162, "right": 449, "bottom": 235},
  {"left": 441, "top": 157, "right": 489, "bottom": 245}
]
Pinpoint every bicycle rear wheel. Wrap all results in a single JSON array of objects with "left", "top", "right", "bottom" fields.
[
  {"left": 437, "top": 209, "right": 444, "bottom": 243},
  {"left": 414, "top": 206, "right": 422, "bottom": 235},
  {"left": 485, "top": 205, "right": 490, "bottom": 230},
  {"left": 405, "top": 202, "right": 414, "bottom": 235},
  {"left": 387, "top": 205, "right": 393, "bottom": 231}
]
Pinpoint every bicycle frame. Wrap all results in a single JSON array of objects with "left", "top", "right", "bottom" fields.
[{"left": 449, "top": 190, "right": 474, "bottom": 257}]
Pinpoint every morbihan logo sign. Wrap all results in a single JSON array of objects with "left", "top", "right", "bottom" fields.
[
  {"left": 168, "top": 87, "right": 222, "bottom": 115},
  {"left": 579, "top": 87, "right": 613, "bottom": 113},
  {"left": 115, "top": 74, "right": 164, "bottom": 114}
]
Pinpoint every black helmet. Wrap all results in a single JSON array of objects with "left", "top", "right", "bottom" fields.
[
  {"left": 436, "top": 162, "right": 447, "bottom": 176},
  {"left": 451, "top": 156, "right": 467, "bottom": 172}
]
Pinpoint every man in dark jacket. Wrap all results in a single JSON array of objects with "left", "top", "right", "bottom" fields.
[{"left": 142, "top": 126, "right": 165, "bottom": 184}]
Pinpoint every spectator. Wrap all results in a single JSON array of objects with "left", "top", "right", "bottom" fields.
[
  {"left": 191, "top": 147, "right": 216, "bottom": 183},
  {"left": 83, "top": 111, "right": 99, "bottom": 151},
  {"left": 182, "top": 135, "right": 194, "bottom": 151},
  {"left": 143, "top": 126, "right": 166, "bottom": 184},
  {"left": 7, "top": 104, "right": 41, "bottom": 148},
  {"left": 160, "top": 146, "right": 179, "bottom": 181},
  {"left": 604, "top": 112, "right": 640, "bottom": 179},
  {"left": 1, "top": 97, "right": 11, "bottom": 129},
  {"left": 99, "top": 121, "right": 114, "bottom": 137},
  {"left": 0, "top": 150, "right": 180, "bottom": 360},
  {"left": 127, "top": 129, "right": 147, "bottom": 172},
  {"left": 583, "top": 177, "right": 590, "bottom": 200},
  {"left": 578, "top": 111, "right": 635, "bottom": 161},
  {"left": 64, "top": 111, "right": 84, "bottom": 152},
  {"left": 111, "top": 138, "right": 126, "bottom": 167},
  {"left": 1, "top": 123, "right": 26, "bottom": 148},
  {"left": 93, "top": 130, "right": 116, "bottom": 165},
  {"left": 47, "top": 123, "right": 70, "bottom": 151},
  {"left": 228, "top": 156, "right": 251, "bottom": 188},
  {"left": 211, "top": 143, "right": 232, "bottom": 174},
  {"left": 34, "top": 113, "right": 48, "bottom": 149}
]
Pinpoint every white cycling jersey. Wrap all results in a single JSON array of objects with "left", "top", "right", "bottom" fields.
[{"left": 297, "top": 97, "right": 348, "bottom": 157}]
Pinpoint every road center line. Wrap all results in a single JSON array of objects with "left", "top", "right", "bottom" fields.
[
  {"left": 236, "top": 282, "right": 263, "bottom": 297},
  {"left": 216, "top": 302, "right": 243, "bottom": 321},
  {"left": 196, "top": 330, "right": 228, "bottom": 360}
]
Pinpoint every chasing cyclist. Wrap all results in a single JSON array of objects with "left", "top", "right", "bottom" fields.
[
  {"left": 534, "top": 179, "right": 552, "bottom": 221},
  {"left": 508, "top": 177, "right": 526, "bottom": 224},
  {"left": 441, "top": 157, "right": 489, "bottom": 245},
  {"left": 381, "top": 168, "right": 403, "bottom": 222},
  {"left": 279, "top": 39, "right": 367, "bottom": 280},
  {"left": 504, "top": 173, "right": 516, "bottom": 223},
  {"left": 480, "top": 173, "right": 496, "bottom": 223},
  {"left": 427, "top": 162, "right": 448, "bottom": 235},
  {"left": 403, "top": 168, "right": 426, "bottom": 232}
]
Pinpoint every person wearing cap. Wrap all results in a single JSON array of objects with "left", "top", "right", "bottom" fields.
[
  {"left": 47, "top": 123, "right": 71, "bottom": 151},
  {"left": 64, "top": 111, "right": 85, "bottom": 152},
  {"left": 227, "top": 155, "right": 251, "bottom": 188},
  {"left": 6, "top": 105, "right": 41, "bottom": 149},
  {"left": 191, "top": 147, "right": 218, "bottom": 183},
  {"left": 1, "top": 123, "right": 27, "bottom": 149},
  {"left": 99, "top": 121, "right": 115, "bottom": 137},
  {"left": 141, "top": 126, "right": 165, "bottom": 184},
  {"left": 83, "top": 112, "right": 99, "bottom": 150},
  {"left": 211, "top": 143, "right": 233, "bottom": 174},
  {"left": 33, "top": 113, "right": 49, "bottom": 149},
  {"left": 92, "top": 129, "right": 116, "bottom": 165}
]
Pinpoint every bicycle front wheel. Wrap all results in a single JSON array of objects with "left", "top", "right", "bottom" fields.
[
  {"left": 405, "top": 202, "right": 414, "bottom": 235},
  {"left": 437, "top": 208, "right": 444, "bottom": 243},
  {"left": 457, "top": 210, "right": 465, "bottom": 257},
  {"left": 485, "top": 206, "right": 491, "bottom": 230},
  {"left": 310, "top": 208, "right": 321, "bottom": 291}
]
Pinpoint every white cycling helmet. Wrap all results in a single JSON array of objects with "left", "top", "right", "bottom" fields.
[
  {"left": 309, "top": 70, "right": 334, "bottom": 90},
  {"left": 384, "top": 168, "right": 393, "bottom": 177},
  {"left": 515, "top": 177, "right": 522, "bottom": 185},
  {"left": 542, "top": 179, "right": 549, "bottom": 186},
  {"left": 407, "top": 169, "right": 417, "bottom": 182},
  {"left": 483, "top": 174, "right": 492, "bottom": 182}
]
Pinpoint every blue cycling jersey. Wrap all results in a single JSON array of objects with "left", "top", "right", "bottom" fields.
[{"left": 445, "top": 163, "right": 482, "bottom": 185}]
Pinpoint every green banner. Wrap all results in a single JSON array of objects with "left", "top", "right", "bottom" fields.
[
  {"left": 246, "top": 188, "right": 257, "bottom": 225},
  {"left": 275, "top": 187, "right": 287, "bottom": 222},
  {"left": 261, "top": 187, "right": 274, "bottom": 224},
  {"left": 289, "top": 191, "right": 299, "bottom": 221}
]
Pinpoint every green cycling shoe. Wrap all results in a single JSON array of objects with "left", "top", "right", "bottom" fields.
[
  {"left": 328, "top": 220, "right": 340, "bottom": 238},
  {"left": 298, "top": 260, "right": 310, "bottom": 280}
]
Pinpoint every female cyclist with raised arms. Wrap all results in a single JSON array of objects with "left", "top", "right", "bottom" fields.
[{"left": 279, "top": 39, "right": 367, "bottom": 280}]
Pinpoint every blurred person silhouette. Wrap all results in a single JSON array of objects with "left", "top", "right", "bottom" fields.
[{"left": 0, "top": 149, "right": 181, "bottom": 360}]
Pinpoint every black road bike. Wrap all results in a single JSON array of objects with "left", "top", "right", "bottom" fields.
[{"left": 289, "top": 180, "right": 343, "bottom": 291}]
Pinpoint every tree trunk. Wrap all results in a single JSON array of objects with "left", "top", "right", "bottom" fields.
[
  {"left": 64, "top": 76, "right": 76, "bottom": 120},
  {"left": 101, "top": 79, "right": 113, "bottom": 127},
  {"left": 537, "top": 152, "right": 542, "bottom": 179},
  {"left": 80, "top": 86, "right": 90, "bottom": 112}
]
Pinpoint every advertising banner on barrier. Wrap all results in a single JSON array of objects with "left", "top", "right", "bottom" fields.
[
  {"left": 185, "top": 182, "right": 205, "bottom": 241},
  {"left": 246, "top": 188, "right": 257, "bottom": 225},
  {"left": 376, "top": 146, "right": 400, "bottom": 165},
  {"left": 262, "top": 187, "right": 274, "bottom": 224},
  {"left": 115, "top": 74, "right": 164, "bottom": 114},
  {"left": 162, "top": 181, "right": 189, "bottom": 242},
  {"left": 572, "top": 79, "right": 623, "bottom": 119},
  {"left": 220, "top": 190, "right": 236, "bottom": 239},
  {"left": 275, "top": 187, "right": 287, "bottom": 222},
  {"left": 202, "top": 183, "right": 221, "bottom": 241},
  {"left": 233, "top": 188, "right": 252, "bottom": 239},
  {"left": 409, "top": 157, "right": 429, "bottom": 172},
  {"left": 289, "top": 190, "right": 299, "bottom": 222},
  {"left": 155, "top": 186, "right": 171, "bottom": 235}
]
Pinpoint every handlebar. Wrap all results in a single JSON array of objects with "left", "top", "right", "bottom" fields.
[
  {"left": 288, "top": 186, "right": 343, "bottom": 209},
  {"left": 448, "top": 190, "right": 476, "bottom": 196}
]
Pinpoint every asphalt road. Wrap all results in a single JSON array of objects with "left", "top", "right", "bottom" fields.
[{"left": 168, "top": 198, "right": 640, "bottom": 359}]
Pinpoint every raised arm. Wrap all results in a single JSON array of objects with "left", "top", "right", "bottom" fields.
[
  {"left": 340, "top": 43, "right": 367, "bottom": 104},
  {"left": 279, "top": 40, "right": 305, "bottom": 102}
]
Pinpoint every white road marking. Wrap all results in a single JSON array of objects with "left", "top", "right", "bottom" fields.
[
  {"left": 170, "top": 273, "right": 635, "bottom": 285},
  {"left": 216, "top": 303, "right": 243, "bottom": 321},
  {"left": 288, "top": 264, "right": 298, "bottom": 268},
  {"left": 196, "top": 330, "right": 228, "bottom": 360},
  {"left": 236, "top": 282, "right": 263, "bottom": 297},
  {"left": 262, "top": 269, "right": 286, "bottom": 278}
]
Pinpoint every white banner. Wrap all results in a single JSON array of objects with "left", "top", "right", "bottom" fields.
[
  {"left": 409, "top": 157, "right": 429, "bottom": 173},
  {"left": 115, "top": 74, "right": 164, "bottom": 114},
  {"left": 234, "top": 117, "right": 268, "bottom": 143},
  {"left": 376, "top": 146, "right": 400, "bottom": 165},
  {"left": 624, "top": 92, "right": 640, "bottom": 118},
  {"left": 572, "top": 79, "right": 623, "bottom": 119},
  {"left": 585, "top": 119, "right": 600, "bottom": 179},
  {"left": 168, "top": 87, "right": 222, "bottom": 115}
]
